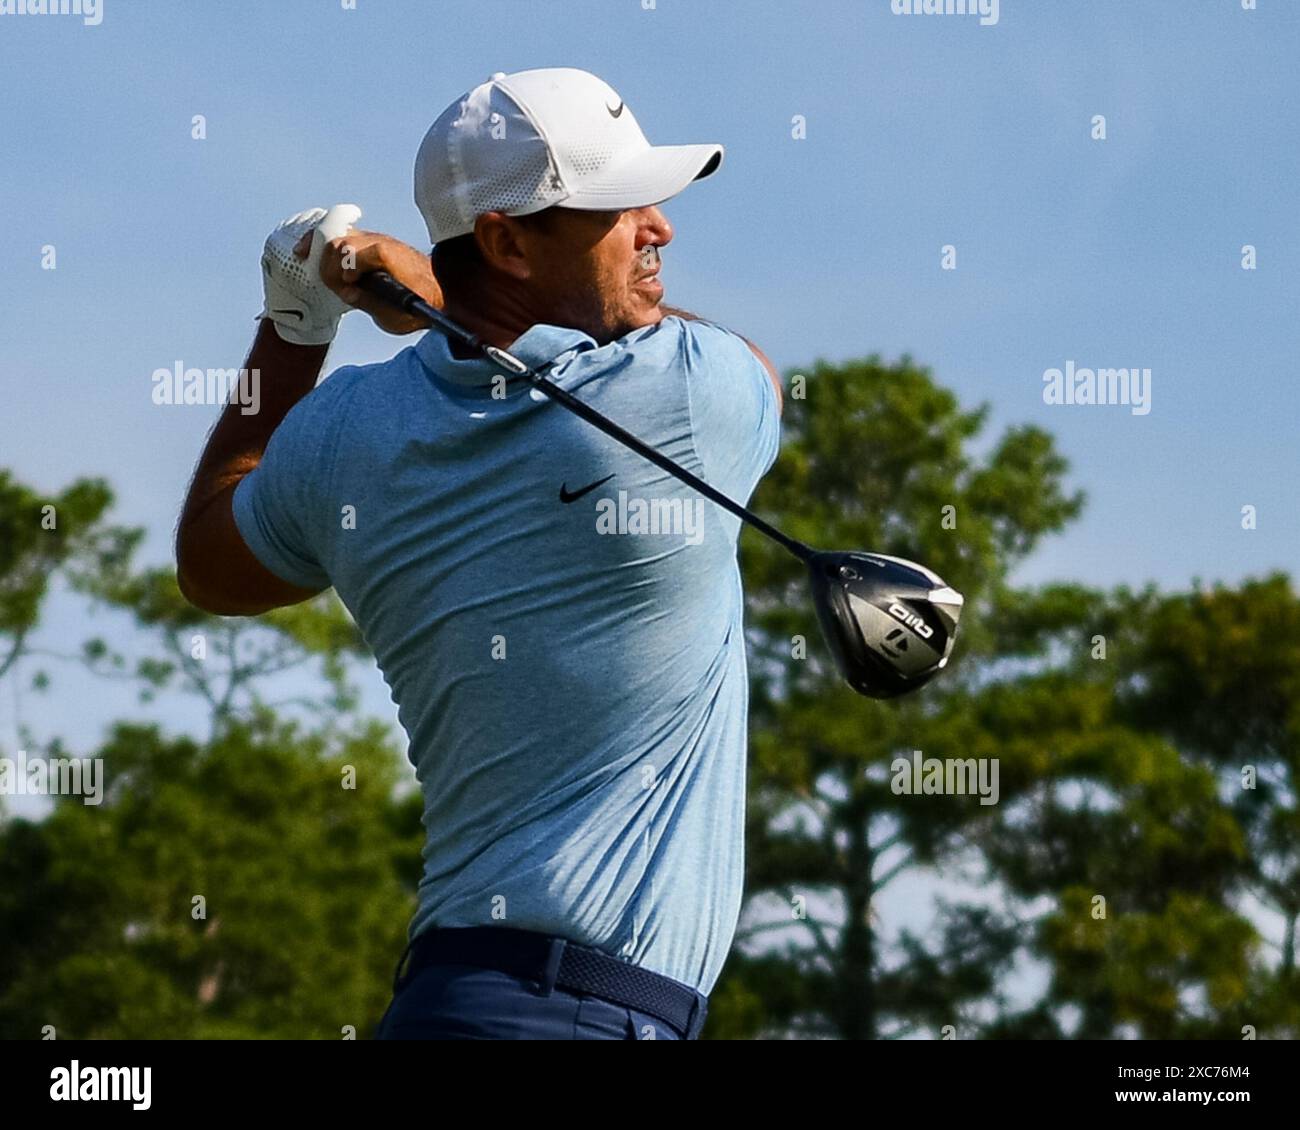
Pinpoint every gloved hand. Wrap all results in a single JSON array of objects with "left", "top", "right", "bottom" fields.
[{"left": 258, "top": 204, "right": 363, "bottom": 345}]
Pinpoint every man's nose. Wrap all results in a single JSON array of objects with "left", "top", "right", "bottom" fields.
[{"left": 636, "top": 206, "right": 673, "bottom": 246}]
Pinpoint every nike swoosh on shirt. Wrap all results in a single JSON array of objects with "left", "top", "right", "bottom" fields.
[
  {"left": 559, "top": 474, "right": 615, "bottom": 504},
  {"left": 271, "top": 308, "right": 304, "bottom": 321}
]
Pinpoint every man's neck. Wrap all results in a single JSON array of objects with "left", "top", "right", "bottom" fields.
[{"left": 441, "top": 290, "right": 536, "bottom": 354}]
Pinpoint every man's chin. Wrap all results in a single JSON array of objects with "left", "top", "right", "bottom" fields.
[{"left": 632, "top": 301, "right": 666, "bottom": 329}]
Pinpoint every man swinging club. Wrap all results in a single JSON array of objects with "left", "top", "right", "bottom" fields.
[{"left": 176, "top": 67, "right": 783, "bottom": 1040}]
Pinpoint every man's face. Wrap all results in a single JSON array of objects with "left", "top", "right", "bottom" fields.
[{"left": 516, "top": 205, "right": 673, "bottom": 344}]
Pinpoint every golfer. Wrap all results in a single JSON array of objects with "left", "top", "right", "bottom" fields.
[{"left": 176, "top": 67, "right": 783, "bottom": 1040}]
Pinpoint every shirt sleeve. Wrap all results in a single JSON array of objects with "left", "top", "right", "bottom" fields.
[
  {"left": 676, "top": 317, "right": 782, "bottom": 505},
  {"left": 231, "top": 388, "right": 333, "bottom": 591}
]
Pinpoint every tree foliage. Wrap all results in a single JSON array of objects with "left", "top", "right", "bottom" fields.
[{"left": 712, "top": 356, "right": 1293, "bottom": 1039}]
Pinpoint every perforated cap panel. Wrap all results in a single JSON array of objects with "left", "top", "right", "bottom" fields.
[{"left": 415, "top": 80, "right": 562, "bottom": 244}]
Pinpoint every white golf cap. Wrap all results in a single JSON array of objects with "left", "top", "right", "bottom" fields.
[{"left": 414, "top": 67, "right": 724, "bottom": 245}]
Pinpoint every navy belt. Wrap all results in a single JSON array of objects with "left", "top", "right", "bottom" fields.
[{"left": 393, "top": 925, "right": 708, "bottom": 1040}]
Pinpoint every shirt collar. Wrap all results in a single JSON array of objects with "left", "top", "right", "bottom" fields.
[{"left": 415, "top": 321, "right": 598, "bottom": 391}]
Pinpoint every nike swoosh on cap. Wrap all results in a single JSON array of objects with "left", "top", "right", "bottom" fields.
[
  {"left": 559, "top": 474, "right": 615, "bottom": 504},
  {"left": 606, "top": 100, "right": 624, "bottom": 118}
]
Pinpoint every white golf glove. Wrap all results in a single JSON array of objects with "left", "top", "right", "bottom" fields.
[{"left": 258, "top": 204, "right": 363, "bottom": 345}]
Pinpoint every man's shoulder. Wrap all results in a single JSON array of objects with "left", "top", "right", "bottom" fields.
[
  {"left": 553, "top": 317, "right": 684, "bottom": 376},
  {"left": 515, "top": 316, "right": 744, "bottom": 375},
  {"left": 295, "top": 348, "right": 418, "bottom": 415},
  {"left": 320, "top": 349, "right": 417, "bottom": 397},
  {"left": 605, "top": 314, "right": 745, "bottom": 360},
  {"left": 268, "top": 348, "right": 420, "bottom": 458},
  {"left": 649, "top": 314, "right": 769, "bottom": 376}
]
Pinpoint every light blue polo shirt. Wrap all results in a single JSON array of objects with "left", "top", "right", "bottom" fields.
[{"left": 233, "top": 314, "right": 780, "bottom": 995}]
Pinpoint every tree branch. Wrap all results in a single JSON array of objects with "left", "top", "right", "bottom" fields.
[{"left": 872, "top": 850, "right": 915, "bottom": 893}]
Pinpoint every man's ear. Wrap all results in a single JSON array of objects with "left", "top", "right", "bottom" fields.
[{"left": 474, "top": 212, "right": 532, "bottom": 281}]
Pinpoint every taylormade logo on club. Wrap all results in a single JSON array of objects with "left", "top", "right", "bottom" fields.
[
  {"left": 595, "top": 491, "right": 706, "bottom": 545},
  {"left": 49, "top": 1061, "right": 150, "bottom": 1110}
]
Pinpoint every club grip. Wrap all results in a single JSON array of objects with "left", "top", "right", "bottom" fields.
[{"left": 358, "top": 270, "right": 417, "bottom": 312}]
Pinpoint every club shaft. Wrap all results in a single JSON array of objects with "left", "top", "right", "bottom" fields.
[{"left": 359, "top": 272, "right": 814, "bottom": 563}]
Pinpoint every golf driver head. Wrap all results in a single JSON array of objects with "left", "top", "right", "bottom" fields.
[{"left": 808, "top": 551, "right": 964, "bottom": 699}]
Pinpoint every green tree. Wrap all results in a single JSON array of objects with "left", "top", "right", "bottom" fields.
[
  {"left": 0, "top": 472, "right": 421, "bottom": 1038},
  {"left": 0, "top": 470, "right": 137, "bottom": 687},
  {"left": 1110, "top": 576, "right": 1300, "bottom": 1037},
  {"left": 0, "top": 716, "right": 421, "bottom": 1038},
  {"left": 711, "top": 356, "right": 1272, "bottom": 1040}
]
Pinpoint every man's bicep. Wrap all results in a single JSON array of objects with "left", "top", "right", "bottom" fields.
[
  {"left": 185, "top": 395, "right": 335, "bottom": 614},
  {"left": 178, "top": 485, "right": 325, "bottom": 615},
  {"left": 741, "top": 338, "right": 783, "bottom": 415},
  {"left": 663, "top": 310, "right": 783, "bottom": 415},
  {"left": 677, "top": 318, "right": 783, "bottom": 503}
]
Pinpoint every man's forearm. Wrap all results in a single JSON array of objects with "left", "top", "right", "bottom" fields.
[
  {"left": 176, "top": 224, "right": 446, "bottom": 614},
  {"left": 180, "top": 320, "right": 326, "bottom": 529}
]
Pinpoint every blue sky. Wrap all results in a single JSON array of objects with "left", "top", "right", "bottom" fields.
[
  {"left": 1, "top": 2, "right": 1297, "bottom": 966},
  {"left": 3, "top": 0, "right": 1295, "bottom": 598}
]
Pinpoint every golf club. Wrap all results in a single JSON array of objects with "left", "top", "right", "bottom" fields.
[{"left": 358, "top": 271, "right": 964, "bottom": 698}]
